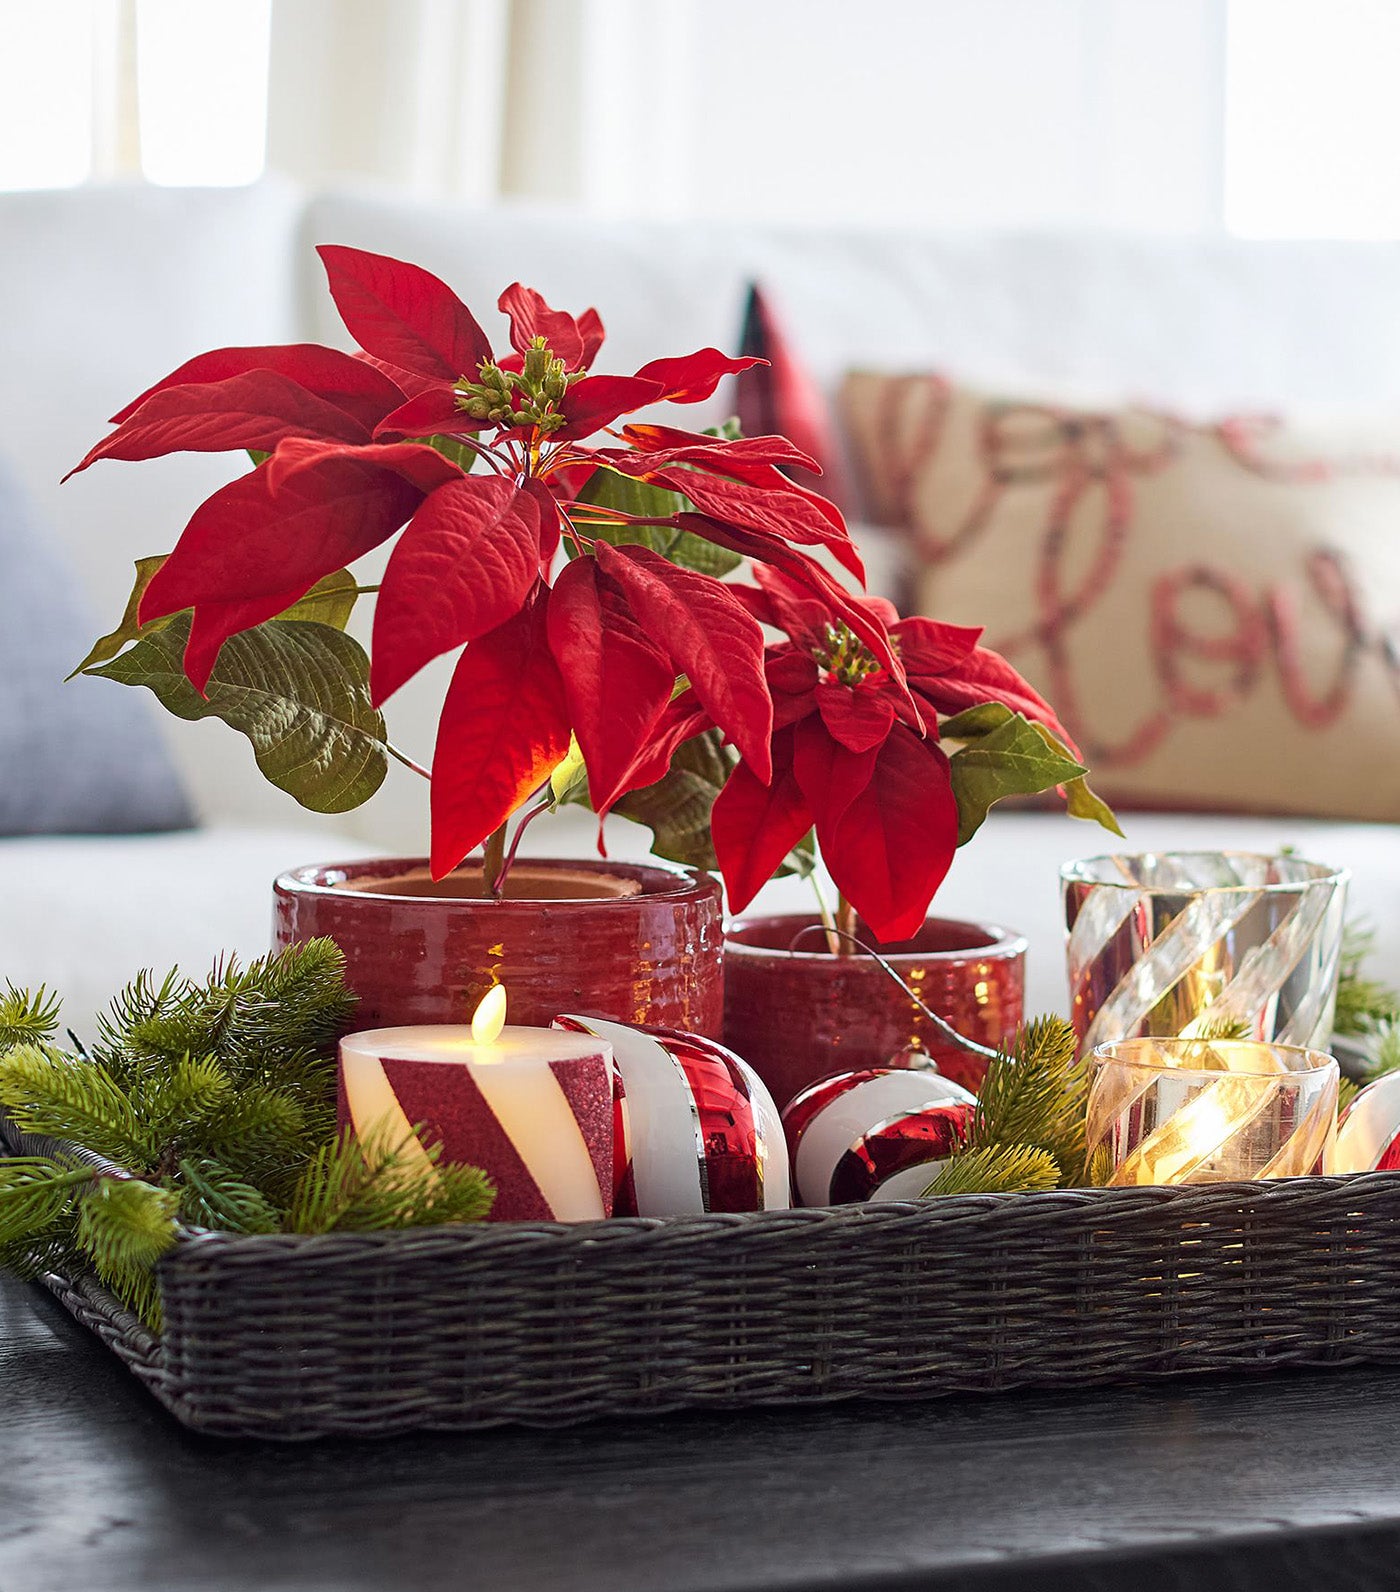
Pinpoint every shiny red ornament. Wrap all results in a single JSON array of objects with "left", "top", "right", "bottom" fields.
[
  {"left": 553, "top": 1014, "right": 789, "bottom": 1217},
  {"left": 782, "top": 1067, "right": 976, "bottom": 1206},
  {"left": 1330, "top": 1070, "right": 1400, "bottom": 1173}
]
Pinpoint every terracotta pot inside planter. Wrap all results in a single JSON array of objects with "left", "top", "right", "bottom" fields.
[
  {"left": 274, "top": 856, "right": 724, "bottom": 1036},
  {"left": 723, "top": 913, "right": 1027, "bottom": 1108},
  {"left": 340, "top": 863, "right": 642, "bottom": 902}
]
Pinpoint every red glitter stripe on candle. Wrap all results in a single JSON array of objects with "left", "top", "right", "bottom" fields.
[
  {"left": 382, "top": 1055, "right": 554, "bottom": 1223},
  {"left": 549, "top": 1056, "right": 615, "bottom": 1217}
]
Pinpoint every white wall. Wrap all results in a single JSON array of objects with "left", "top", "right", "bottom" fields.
[{"left": 482, "top": 0, "right": 1226, "bottom": 231}]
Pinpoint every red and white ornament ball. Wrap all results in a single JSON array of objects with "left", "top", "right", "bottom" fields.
[
  {"left": 1329, "top": 1071, "right": 1400, "bottom": 1174},
  {"left": 782, "top": 1067, "right": 977, "bottom": 1206},
  {"left": 553, "top": 1014, "right": 790, "bottom": 1217}
]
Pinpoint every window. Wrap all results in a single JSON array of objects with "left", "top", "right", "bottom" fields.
[
  {"left": 1225, "top": 0, "right": 1400, "bottom": 238},
  {"left": 136, "top": 0, "right": 271, "bottom": 187},
  {"left": 0, "top": 3, "right": 94, "bottom": 190},
  {"left": 0, "top": 0, "right": 269, "bottom": 190},
  {"left": 2, "top": 0, "right": 1400, "bottom": 237}
]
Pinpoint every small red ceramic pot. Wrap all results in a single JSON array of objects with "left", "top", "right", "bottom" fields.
[
  {"left": 274, "top": 857, "right": 724, "bottom": 1036},
  {"left": 723, "top": 914, "right": 1027, "bottom": 1106}
]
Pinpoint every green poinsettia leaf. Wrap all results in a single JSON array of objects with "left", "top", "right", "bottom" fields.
[
  {"left": 277, "top": 569, "right": 359, "bottom": 631},
  {"left": 89, "top": 614, "right": 388, "bottom": 813},
  {"left": 1022, "top": 720, "right": 1124, "bottom": 839},
  {"left": 577, "top": 467, "right": 744, "bottom": 577},
  {"left": 424, "top": 434, "right": 479, "bottom": 472},
  {"left": 69, "top": 555, "right": 172, "bottom": 679},
  {"left": 1060, "top": 772, "right": 1125, "bottom": 838},
  {"left": 607, "top": 729, "right": 736, "bottom": 869},
  {"left": 548, "top": 736, "right": 590, "bottom": 808},
  {"left": 946, "top": 707, "right": 1086, "bottom": 847},
  {"left": 943, "top": 702, "right": 1122, "bottom": 842},
  {"left": 939, "top": 702, "right": 1017, "bottom": 741},
  {"left": 74, "top": 563, "right": 360, "bottom": 684}
]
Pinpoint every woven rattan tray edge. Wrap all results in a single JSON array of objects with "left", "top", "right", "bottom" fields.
[{"left": 9, "top": 1115, "right": 1400, "bottom": 1438}]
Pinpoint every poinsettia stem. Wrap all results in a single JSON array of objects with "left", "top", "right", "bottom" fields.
[
  {"left": 482, "top": 822, "right": 509, "bottom": 899},
  {"left": 835, "top": 893, "right": 859, "bottom": 958},
  {"left": 495, "top": 795, "right": 555, "bottom": 896},
  {"left": 566, "top": 510, "right": 679, "bottom": 529},
  {"left": 556, "top": 511, "right": 592, "bottom": 556},
  {"left": 443, "top": 433, "right": 508, "bottom": 474},
  {"left": 809, "top": 873, "right": 841, "bottom": 956},
  {"left": 386, "top": 743, "right": 431, "bottom": 781}
]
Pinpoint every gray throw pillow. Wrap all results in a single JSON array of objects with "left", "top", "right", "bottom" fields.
[{"left": 0, "top": 458, "right": 194, "bottom": 835}]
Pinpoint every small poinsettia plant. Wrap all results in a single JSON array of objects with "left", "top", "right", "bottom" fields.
[{"left": 68, "top": 244, "right": 1117, "bottom": 936}]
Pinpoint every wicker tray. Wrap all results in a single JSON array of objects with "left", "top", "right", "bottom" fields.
[{"left": 10, "top": 1116, "right": 1400, "bottom": 1439}]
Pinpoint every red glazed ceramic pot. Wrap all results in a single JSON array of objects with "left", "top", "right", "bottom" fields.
[
  {"left": 723, "top": 914, "right": 1027, "bottom": 1106},
  {"left": 274, "top": 857, "right": 724, "bottom": 1036}
]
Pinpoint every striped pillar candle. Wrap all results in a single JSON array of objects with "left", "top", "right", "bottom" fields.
[
  {"left": 783, "top": 1068, "right": 977, "bottom": 1206},
  {"left": 339, "top": 992, "right": 615, "bottom": 1222}
]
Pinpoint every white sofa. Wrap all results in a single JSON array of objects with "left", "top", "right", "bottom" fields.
[{"left": 4, "top": 178, "right": 1399, "bottom": 1029}]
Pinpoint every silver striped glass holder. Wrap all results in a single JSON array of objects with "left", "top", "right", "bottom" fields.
[{"left": 1062, "top": 851, "right": 1349, "bottom": 1057}]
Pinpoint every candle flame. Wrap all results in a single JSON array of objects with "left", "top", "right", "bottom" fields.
[{"left": 471, "top": 983, "right": 507, "bottom": 1045}]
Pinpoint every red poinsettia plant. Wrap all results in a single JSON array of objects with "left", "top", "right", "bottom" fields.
[{"left": 69, "top": 245, "right": 1116, "bottom": 943}]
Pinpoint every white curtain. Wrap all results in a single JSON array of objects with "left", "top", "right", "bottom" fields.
[
  {"left": 262, "top": 0, "right": 697, "bottom": 214},
  {"left": 265, "top": 0, "right": 510, "bottom": 200},
  {"left": 43, "top": 0, "right": 1400, "bottom": 237},
  {"left": 258, "top": 0, "right": 1227, "bottom": 228}
]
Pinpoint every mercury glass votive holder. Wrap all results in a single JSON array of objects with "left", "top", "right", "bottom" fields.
[
  {"left": 1085, "top": 1037, "right": 1339, "bottom": 1187},
  {"left": 1062, "top": 851, "right": 1349, "bottom": 1056}
]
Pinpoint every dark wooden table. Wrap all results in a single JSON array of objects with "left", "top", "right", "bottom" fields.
[{"left": 4, "top": 1273, "right": 1400, "bottom": 1592}]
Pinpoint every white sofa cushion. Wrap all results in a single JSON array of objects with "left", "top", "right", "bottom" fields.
[
  {"left": 302, "top": 191, "right": 1400, "bottom": 410},
  {"left": 0, "top": 180, "right": 308, "bottom": 830},
  {"left": 0, "top": 825, "right": 376, "bottom": 1038}
]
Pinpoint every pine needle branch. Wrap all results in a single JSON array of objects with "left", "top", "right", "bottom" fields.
[
  {"left": 0, "top": 1158, "right": 93, "bottom": 1273},
  {"left": 1335, "top": 923, "right": 1400, "bottom": 1036},
  {"left": 965, "top": 1016, "right": 1088, "bottom": 1178},
  {"left": 921, "top": 1016, "right": 1089, "bottom": 1197},
  {"left": 287, "top": 1122, "right": 495, "bottom": 1235},
  {"left": 0, "top": 1045, "right": 145, "bottom": 1166},
  {"left": 0, "top": 941, "right": 496, "bottom": 1327},
  {"left": 1195, "top": 1015, "right": 1254, "bottom": 1041},
  {"left": 0, "top": 985, "right": 61, "bottom": 1053},
  {"left": 923, "top": 1144, "right": 1061, "bottom": 1197},
  {"left": 75, "top": 1177, "right": 179, "bottom": 1330},
  {"left": 177, "top": 1157, "right": 280, "bottom": 1235},
  {"left": 1372, "top": 1022, "right": 1400, "bottom": 1077}
]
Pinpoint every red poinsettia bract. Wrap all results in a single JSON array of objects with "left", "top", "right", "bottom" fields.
[
  {"left": 70, "top": 246, "right": 879, "bottom": 878},
  {"left": 684, "top": 567, "right": 1080, "bottom": 943}
]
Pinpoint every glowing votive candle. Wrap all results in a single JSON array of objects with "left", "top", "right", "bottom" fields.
[
  {"left": 338, "top": 987, "right": 616, "bottom": 1222},
  {"left": 1085, "top": 1037, "right": 1338, "bottom": 1186}
]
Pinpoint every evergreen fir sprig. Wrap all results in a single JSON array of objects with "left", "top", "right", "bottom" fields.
[
  {"left": 922, "top": 1016, "right": 1089, "bottom": 1197},
  {"left": 923, "top": 1144, "right": 1061, "bottom": 1197},
  {"left": 287, "top": 1122, "right": 495, "bottom": 1235},
  {"left": 0, "top": 939, "right": 494, "bottom": 1330},
  {"left": 0, "top": 984, "right": 61, "bottom": 1052},
  {"left": 0, "top": 1044, "right": 145, "bottom": 1165},
  {"left": 76, "top": 1177, "right": 180, "bottom": 1320},
  {"left": 176, "top": 1157, "right": 281, "bottom": 1235},
  {"left": 1195, "top": 1015, "right": 1254, "bottom": 1041},
  {"left": 0, "top": 1157, "right": 93, "bottom": 1272},
  {"left": 1334, "top": 924, "right": 1400, "bottom": 1037}
]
